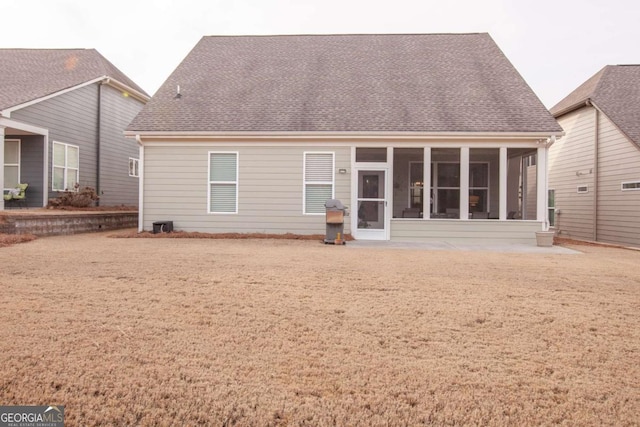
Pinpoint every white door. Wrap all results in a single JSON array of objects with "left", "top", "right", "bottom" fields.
[{"left": 354, "top": 169, "right": 388, "bottom": 240}]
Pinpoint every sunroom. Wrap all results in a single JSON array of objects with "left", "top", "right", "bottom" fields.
[{"left": 351, "top": 143, "right": 550, "bottom": 244}]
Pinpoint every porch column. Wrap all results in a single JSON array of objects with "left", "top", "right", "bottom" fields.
[
  {"left": 423, "top": 147, "right": 431, "bottom": 219},
  {"left": 537, "top": 145, "right": 547, "bottom": 228},
  {"left": 0, "top": 126, "right": 4, "bottom": 211},
  {"left": 499, "top": 147, "right": 507, "bottom": 220},
  {"left": 460, "top": 147, "right": 469, "bottom": 219}
]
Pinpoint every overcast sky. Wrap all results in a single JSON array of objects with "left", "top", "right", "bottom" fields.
[{"left": 2, "top": 0, "right": 639, "bottom": 108}]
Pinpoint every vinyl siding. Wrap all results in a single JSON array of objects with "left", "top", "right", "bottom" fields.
[
  {"left": 390, "top": 219, "right": 541, "bottom": 244},
  {"left": 548, "top": 107, "right": 596, "bottom": 240},
  {"left": 12, "top": 84, "right": 99, "bottom": 198},
  {"left": 97, "top": 85, "right": 145, "bottom": 206},
  {"left": 595, "top": 112, "right": 640, "bottom": 247},
  {"left": 15, "top": 135, "right": 45, "bottom": 207},
  {"left": 143, "top": 145, "right": 351, "bottom": 234}
]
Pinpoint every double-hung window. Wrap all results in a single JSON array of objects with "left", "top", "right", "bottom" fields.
[
  {"left": 304, "top": 152, "right": 334, "bottom": 214},
  {"left": 208, "top": 152, "right": 238, "bottom": 214},
  {"left": 52, "top": 142, "right": 79, "bottom": 191}
]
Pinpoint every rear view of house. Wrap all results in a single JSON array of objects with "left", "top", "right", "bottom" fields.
[
  {"left": 1, "top": 49, "right": 150, "bottom": 209},
  {"left": 127, "top": 34, "right": 562, "bottom": 243},
  {"left": 549, "top": 65, "right": 640, "bottom": 247}
]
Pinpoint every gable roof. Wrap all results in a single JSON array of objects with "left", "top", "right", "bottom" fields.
[
  {"left": 551, "top": 65, "right": 640, "bottom": 145},
  {"left": 0, "top": 48, "right": 149, "bottom": 111},
  {"left": 128, "top": 33, "right": 561, "bottom": 134}
]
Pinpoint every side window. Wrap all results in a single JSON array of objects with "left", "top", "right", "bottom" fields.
[
  {"left": 129, "top": 158, "right": 139, "bottom": 177},
  {"left": 548, "top": 189, "right": 555, "bottom": 227},
  {"left": 52, "top": 142, "right": 79, "bottom": 191},
  {"left": 208, "top": 152, "right": 238, "bottom": 214},
  {"left": 303, "top": 152, "right": 334, "bottom": 214}
]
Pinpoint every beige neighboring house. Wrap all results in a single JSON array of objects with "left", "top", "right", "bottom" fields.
[
  {"left": 549, "top": 65, "right": 640, "bottom": 247},
  {"left": 126, "top": 33, "right": 562, "bottom": 244}
]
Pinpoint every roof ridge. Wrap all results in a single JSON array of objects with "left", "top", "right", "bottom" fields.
[{"left": 201, "top": 32, "right": 489, "bottom": 38}]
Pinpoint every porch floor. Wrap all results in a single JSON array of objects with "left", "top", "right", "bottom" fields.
[{"left": 347, "top": 239, "right": 578, "bottom": 254}]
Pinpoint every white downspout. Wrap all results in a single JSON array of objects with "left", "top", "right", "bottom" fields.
[{"left": 136, "top": 135, "right": 144, "bottom": 232}]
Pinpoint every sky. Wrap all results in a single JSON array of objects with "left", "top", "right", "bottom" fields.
[{"left": 2, "top": 0, "right": 639, "bottom": 108}]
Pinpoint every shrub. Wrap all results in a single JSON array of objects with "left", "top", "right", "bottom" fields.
[{"left": 48, "top": 184, "right": 99, "bottom": 208}]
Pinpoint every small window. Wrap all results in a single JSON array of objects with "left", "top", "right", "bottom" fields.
[
  {"left": 304, "top": 152, "right": 334, "bottom": 214},
  {"left": 355, "top": 148, "right": 387, "bottom": 163},
  {"left": 621, "top": 181, "right": 640, "bottom": 191},
  {"left": 577, "top": 185, "right": 588, "bottom": 193},
  {"left": 52, "top": 141, "right": 79, "bottom": 191},
  {"left": 128, "top": 158, "right": 139, "bottom": 177},
  {"left": 208, "top": 152, "right": 238, "bottom": 214},
  {"left": 548, "top": 189, "right": 555, "bottom": 227}
]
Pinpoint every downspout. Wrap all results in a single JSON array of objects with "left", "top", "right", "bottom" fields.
[
  {"left": 96, "top": 80, "right": 103, "bottom": 206},
  {"left": 590, "top": 101, "right": 599, "bottom": 242},
  {"left": 136, "top": 135, "right": 144, "bottom": 233}
]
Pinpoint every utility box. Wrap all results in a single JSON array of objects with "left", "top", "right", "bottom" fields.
[
  {"left": 152, "top": 221, "right": 173, "bottom": 234},
  {"left": 324, "top": 199, "right": 346, "bottom": 245}
]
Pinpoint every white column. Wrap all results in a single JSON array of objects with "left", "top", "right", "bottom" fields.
[
  {"left": 138, "top": 142, "right": 144, "bottom": 232},
  {"left": 460, "top": 147, "right": 469, "bottom": 220},
  {"left": 537, "top": 145, "right": 547, "bottom": 228},
  {"left": 423, "top": 147, "right": 431, "bottom": 219},
  {"left": 0, "top": 126, "right": 5, "bottom": 211},
  {"left": 499, "top": 147, "right": 507, "bottom": 220}
]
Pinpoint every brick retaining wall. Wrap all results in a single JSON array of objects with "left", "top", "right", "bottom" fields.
[{"left": 0, "top": 212, "right": 137, "bottom": 236}]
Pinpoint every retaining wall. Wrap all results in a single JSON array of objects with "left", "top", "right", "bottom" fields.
[{"left": 0, "top": 212, "right": 137, "bottom": 236}]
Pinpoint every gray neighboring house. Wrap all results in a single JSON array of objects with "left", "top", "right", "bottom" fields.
[
  {"left": 549, "top": 65, "right": 640, "bottom": 247},
  {"left": 1, "top": 49, "right": 150, "bottom": 209},
  {"left": 127, "top": 34, "right": 562, "bottom": 243}
]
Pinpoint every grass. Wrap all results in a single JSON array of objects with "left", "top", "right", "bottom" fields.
[{"left": 0, "top": 234, "right": 638, "bottom": 426}]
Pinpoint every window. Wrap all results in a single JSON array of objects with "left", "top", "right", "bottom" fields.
[
  {"left": 304, "top": 152, "right": 334, "bottom": 214},
  {"left": 409, "top": 162, "right": 424, "bottom": 208},
  {"left": 355, "top": 148, "right": 386, "bottom": 163},
  {"left": 622, "top": 181, "right": 640, "bottom": 191},
  {"left": 129, "top": 158, "right": 139, "bottom": 177},
  {"left": 469, "top": 162, "right": 489, "bottom": 215},
  {"left": 3, "top": 139, "right": 20, "bottom": 190},
  {"left": 548, "top": 189, "right": 555, "bottom": 227},
  {"left": 52, "top": 142, "right": 79, "bottom": 191},
  {"left": 208, "top": 152, "right": 238, "bottom": 214}
]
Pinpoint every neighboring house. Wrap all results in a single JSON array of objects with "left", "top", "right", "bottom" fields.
[
  {"left": 549, "top": 65, "right": 640, "bottom": 248},
  {"left": 126, "top": 34, "right": 562, "bottom": 243},
  {"left": 0, "top": 49, "right": 150, "bottom": 209}
]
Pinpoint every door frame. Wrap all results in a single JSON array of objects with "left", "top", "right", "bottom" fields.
[{"left": 352, "top": 166, "right": 390, "bottom": 240}]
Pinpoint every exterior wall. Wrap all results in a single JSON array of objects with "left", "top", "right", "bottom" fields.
[
  {"left": 390, "top": 219, "right": 541, "bottom": 244},
  {"left": 97, "top": 84, "right": 145, "bottom": 206},
  {"left": 142, "top": 144, "right": 351, "bottom": 235},
  {"left": 13, "top": 135, "right": 45, "bottom": 207},
  {"left": 12, "top": 84, "right": 99, "bottom": 199},
  {"left": 10, "top": 83, "right": 144, "bottom": 207},
  {"left": 595, "top": 112, "right": 640, "bottom": 247},
  {"left": 549, "top": 107, "right": 596, "bottom": 239}
]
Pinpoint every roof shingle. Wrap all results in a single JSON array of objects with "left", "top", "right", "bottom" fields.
[
  {"left": 0, "top": 49, "right": 148, "bottom": 110},
  {"left": 128, "top": 33, "right": 561, "bottom": 134}
]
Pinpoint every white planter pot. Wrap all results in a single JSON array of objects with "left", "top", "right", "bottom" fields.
[{"left": 535, "top": 231, "right": 555, "bottom": 247}]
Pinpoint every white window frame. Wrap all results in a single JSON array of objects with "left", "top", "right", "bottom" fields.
[
  {"left": 52, "top": 141, "right": 79, "bottom": 192},
  {"left": 208, "top": 151, "right": 238, "bottom": 214},
  {"left": 548, "top": 188, "right": 555, "bottom": 227},
  {"left": 3, "top": 139, "right": 21, "bottom": 190},
  {"left": 621, "top": 181, "right": 640, "bottom": 191},
  {"left": 128, "top": 158, "right": 139, "bottom": 178},
  {"left": 303, "top": 152, "right": 335, "bottom": 215}
]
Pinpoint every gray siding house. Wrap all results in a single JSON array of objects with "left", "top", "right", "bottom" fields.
[
  {"left": 549, "top": 65, "right": 640, "bottom": 247},
  {"left": 1, "top": 49, "right": 150, "bottom": 209},
  {"left": 127, "top": 34, "right": 562, "bottom": 243}
]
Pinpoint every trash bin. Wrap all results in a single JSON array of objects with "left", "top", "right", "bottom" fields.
[
  {"left": 152, "top": 221, "right": 173, "bottom": 234},
  {"left": 324, "top": 199, "right": 346, "bottom": 245}
]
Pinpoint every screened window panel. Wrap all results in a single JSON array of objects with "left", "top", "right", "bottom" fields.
[
  {"left": 67, "top": 146, "right": 79, "bottom": 168},
  {"left": 53, "top": 143, "right": 66, "bottom": 167},
  {"left": 210, "top": 183, "right": 237, "bottom": 213},
  {"left": 210, "top": 153, "right": 237, "bottom": 182},
  {"left": 53, "top": 167, "right": 64, "bottom": 190},
  {"left": 4, "top": 140, "right": 19, "bottom": 164},
  {"left": 305, "top": 153, "right": 333, "bottom": 182},
  {"left": 4, "top": 166, "right": 19, "bottom": 188},
  {"left": 305, "top": 184, "right": 332, "bottom": 214}
]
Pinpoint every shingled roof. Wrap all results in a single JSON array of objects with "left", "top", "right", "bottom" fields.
[
  {"left": 0, "top": 49, "right": 148, "bottom": 111},
  {"left": 128, "top": 33, "right": 561, "bottom": 134},
  {"left": 550, "top": 65, "right": 640, "bottom": 145}
]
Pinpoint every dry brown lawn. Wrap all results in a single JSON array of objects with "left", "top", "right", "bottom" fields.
[{"left": 0, "top": 232, "right": 638, "bottom": 426}]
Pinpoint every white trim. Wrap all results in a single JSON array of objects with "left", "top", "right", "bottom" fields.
[
  {"left": 1, "top": 77, "right": 149, "bottom": 117},
  {"left": 460, "top": 148, "right": 470, "bottom": 220},
  {"left": 128, "top": 157, "right": 140, "bottom": 177},
  {"left": 138, "top": 144, "right": 144, "bottom": 232},
  {"left": 207, "top": 151, "right": 239, "bottom": 214},
  {"left": 537, "top": 146, "right": 547, "bottom": 228},
  {"left": 499, "top": 147, "right": 507, "bottom": 220},
  {"left": 423, "top": 147, "right": 431, "bottom": 220},
  {"left": 52, "top": 141, "right": 80, "bottom": 191},
  {"left": 303, "top": 151, "right": 335, "bottom": 215},
  {"left": 0, "top": 116, "right": 49, "bottom": 135},
  {"left": 0, "top": 128, "right": 4, "bottom": 210}
]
